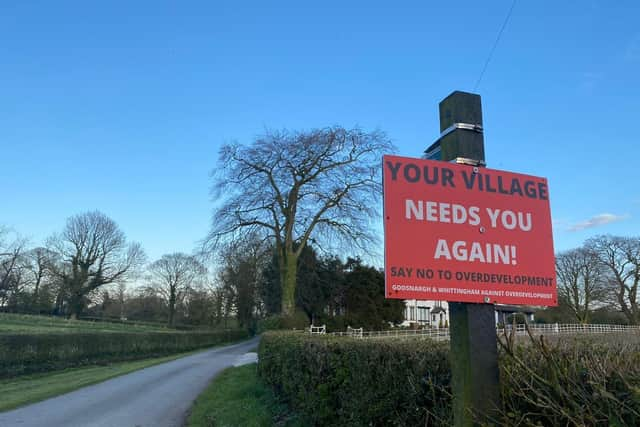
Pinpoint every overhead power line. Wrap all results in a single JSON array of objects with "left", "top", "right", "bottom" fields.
[{"left": 473, "top": 0, "right": 517, "bottom": 92}]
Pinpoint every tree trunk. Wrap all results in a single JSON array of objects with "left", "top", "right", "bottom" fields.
[
  {"left": 54, "top": 292, "right": 64, "bottom": 316},
  {"left": 32, "top": 279, "right": 40, "bottom": 312},
  {"left": 280, "top": 250, "right": 298, "bottom": 316},
  {"left": 168, "top": 298, "right": 176, "bottom": 327},
  {"left": 68, "top": 289, "right": 84, "bottom": 319}
]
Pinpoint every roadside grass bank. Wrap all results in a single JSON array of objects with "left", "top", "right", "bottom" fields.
[
  {"left": 188, "top": 364, "right": 306, "bottom": 427},
  {"left": 0, "top": 346, "right": 219, "bottom": 412},
  {"left": 259, "top": 331, "right": 640, "bottom": 426}
]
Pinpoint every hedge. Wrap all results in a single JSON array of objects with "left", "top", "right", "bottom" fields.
[
  {"left": 0, "top": 329, "right": 249, "bottom": 378},
  {"left": 499, "top": 332, "right": 640, "bottom": 426},
  {"left": 258, "top": 331, "right": 451, "bottom": 426},
  {"left": 258, "top": 331, "right": 640, "bottom": 427}
]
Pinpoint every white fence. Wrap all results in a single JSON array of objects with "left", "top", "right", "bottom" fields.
[
  {"left": 498, "top": 323, "right": 639, "bottom": 337},
  {"left": 309, "top": 324, "right": 326, "bottom": 335},
  {"left": 329, "top": 323, "right": 640, "bottom": 340},
  {"left": 346, "top": 326, "right": 363, "bottom": 338}
]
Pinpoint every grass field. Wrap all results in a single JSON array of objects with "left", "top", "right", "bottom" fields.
[
  {"left": 0, "top": 313, "right": 172, "bottom": 334},
  {"left": 188, "top": 364, "right": 305, "bottom": 427}
]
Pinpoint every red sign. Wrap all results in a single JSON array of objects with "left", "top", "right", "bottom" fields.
[{"left": 383, "top": 155, "right": 556, "bottom": 306}]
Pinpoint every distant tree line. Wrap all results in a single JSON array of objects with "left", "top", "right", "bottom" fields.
[
  {"left": 0, "top": 213, "right": 211, "bottom": 326},
  {"left": 537, "top": 235, "right": 640, "bottom": 325},
  {"left": 1, "top": 210, "right": 402, "bottom": 330}
]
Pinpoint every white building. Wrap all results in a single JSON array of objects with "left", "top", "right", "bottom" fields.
[
  {"left": 402, "top": 299, "right": 449, "bottom": 328},
  {"left": 402, "top": 300, "right": 535, "bottom": 328}
]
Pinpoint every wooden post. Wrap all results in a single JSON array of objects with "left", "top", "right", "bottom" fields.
[{"left": 432, "top": 91, "right": 501, "bottom": 426}]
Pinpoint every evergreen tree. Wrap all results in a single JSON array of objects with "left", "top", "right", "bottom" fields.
[{"left": 343, "top": 258, "right": 404, "bottom": 329}]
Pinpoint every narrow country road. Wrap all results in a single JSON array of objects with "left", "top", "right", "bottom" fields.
[{"left": 0, "top": 336, "right": 261, "bottom": 427}]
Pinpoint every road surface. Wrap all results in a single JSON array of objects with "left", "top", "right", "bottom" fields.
[{"left": 0, "top": 336, "right": 261, "bottom": 427}]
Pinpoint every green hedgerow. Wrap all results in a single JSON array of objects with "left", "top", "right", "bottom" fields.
[{"left": 0, "top": 329, "right": 249, "bottom": 378}]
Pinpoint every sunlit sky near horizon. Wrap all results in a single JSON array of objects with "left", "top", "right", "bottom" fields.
[{"left": 2, "top": 1, "right": 639, "bottom": 263}]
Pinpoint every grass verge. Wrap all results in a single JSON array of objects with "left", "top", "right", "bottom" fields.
[
  {"left": 188, "top": 363, "right": 305, "bottom": 427},
  {"left": 0, "top": 343, "right": 238, "bottom": 412}
]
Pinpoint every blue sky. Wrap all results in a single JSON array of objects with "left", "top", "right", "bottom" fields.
[{"left": 1, "top": 0, "right": 639, "bottom": 261}]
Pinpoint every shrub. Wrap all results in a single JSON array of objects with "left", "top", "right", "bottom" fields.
[
  {"left": 256, "top": 312, "right": 310, "bottom": 333},
  {"left": 259, "top": 331, "right": 640, "bottom": 427},
  {"left": 498, "top": 331, "right": 640, "bottom": 426},
  {"left": 0, "top": 329, "right": 249, "bottom": 378},
  {"left": 323, "top": 314, "right": 347, "bottom": 332},
  {"left": 258, "top": 331, "right": 452, "bottom": 426}
]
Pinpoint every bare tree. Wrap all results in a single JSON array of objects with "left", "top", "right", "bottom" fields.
[
  {"left": 0, "top": 227, "right": 28, "bottom": 310},
  {"left": 210, "top": 283, "right": 229, "bottom": 326},
  {"left": 217, "top": 237, "right": 269, "bottom": 328},
  {"left": 148, "top": 253, "right": 206, "bottom": 327},
  {"left": 586, "top": 235, "right": 640, "bottom": 324},
  {"left": 555, "top": 247, "right": 607, "bottom": 323},
  {"left": 205, "top": 126, "right": 393, "bottom": 315},
  {"left": 48, "top": 211, "right": 146, "bottom": 319},
  {"left": 24, "top": 247, "right": 57, "bottom": 311}
]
